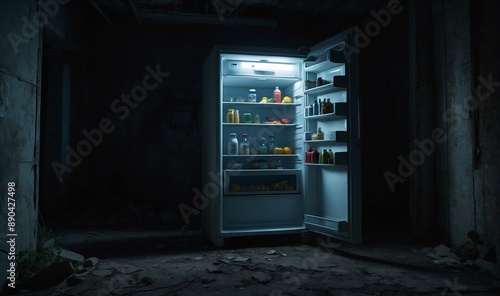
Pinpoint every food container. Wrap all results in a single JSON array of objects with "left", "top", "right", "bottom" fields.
[{"left": 324, "top": 131, "right": 336, "bottom": 140}]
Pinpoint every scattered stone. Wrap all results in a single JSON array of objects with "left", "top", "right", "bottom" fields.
[
  {"left": 432, "top": 257, "right": 461, "bottom": 266},
  {"left": 251, "top": 271, "right": 272, "bottom": 284},
  {"left": 267, "top": 250, "right": 277, "bottom": 255},
  {"left": 206, "top": 266, "right": 222, "bottom": 274},
  {"left": 426, "top": 252, "right": 441, "bottom": 260},
  {"left": 83, "top": 257, "right": 99, "bottom": 268},
  {"left": 59, "top": 249, "right": 85, "bottom": 264},
  {"left": 475, "top": 259, "right": 500, "bottom": 279},
  {"left": 224, "top": 253, "right": 238, "bottom": 260},
  {"left": 193, "top": 256, "right": 204, "bottom": 261},
  {"left": 434, "top": 244, "right": 452, "bottom": 257},
  {"left": 233, "top": 256, "right": 250, "bottom": 262}
]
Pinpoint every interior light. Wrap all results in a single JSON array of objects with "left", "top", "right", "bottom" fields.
[{"left": 241, "top": 62, "right": 294, "bottom": 71}]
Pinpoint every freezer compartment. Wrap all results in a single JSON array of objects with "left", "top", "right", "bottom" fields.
[
  {"left": 224, "top": 59, "right": 300, "bottom": 78},
  {"left": 222, "top": 194, "right": 303, "bottom": 231},
  {"left": 224, "top": 169, "right": 301, "bottom": 195}
]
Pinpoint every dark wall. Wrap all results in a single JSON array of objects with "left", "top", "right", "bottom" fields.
[
  {"left": 48, "top": 5, "right": 410, "bottom": 231},
  {"left": 359, "top": 7, "right": 410, "bottom": 237}
]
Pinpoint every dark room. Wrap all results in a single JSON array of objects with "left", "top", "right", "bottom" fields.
[{"left": 1, "top": 0, "right": 499, "bottom": 295}]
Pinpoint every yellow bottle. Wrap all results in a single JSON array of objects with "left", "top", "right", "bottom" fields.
[{"left": 227, "top": 109, "right": 234, "bottom": 123}]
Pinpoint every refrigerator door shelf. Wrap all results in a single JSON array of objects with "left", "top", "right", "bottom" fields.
[
  {"left": 305, "top": 131, "right": 347, "bottom": 143},
  {"left": 304, "top": 214, "right": 348, "bottom": 235},
  {"left": 304, "top": 49, "right": 347, "bottom": 73},
  {"left": 304, "top": 102, "right": 348, "bottom": 118},
  {"left": 305, "top": 152, "right": 348, "bottom": 166},
  {"left": 303, "top": 76, "right": 347, "bottom": 96}
]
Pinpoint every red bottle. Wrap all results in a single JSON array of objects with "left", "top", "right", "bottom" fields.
[
  {"left": 312, "top": 148, "right": 319, "bottom": 164},
  {"left": 273, "top": 87, "right": 281, "bottom": 103},
  {"left": 305, "top": 147, "right": 313, "bottom": 163}
]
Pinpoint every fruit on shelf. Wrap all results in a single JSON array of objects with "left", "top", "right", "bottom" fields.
[
  {"left": 229, "top": 183, "right": 241, "bottom": 192},
  {"left": 283, "top": 147, "right": 292, "bottom": 154},
  {"left": 282, "top": 96, "right": 292, "bottom": 103},
  {"left": 274, "top": 147, "right": 284, "bottom": 154},
  {"left": 260, "top": 97, "right": 268, "bottom": 103},
  {"left": 281, "top": 118, "right": 291, "bottom": 124}
]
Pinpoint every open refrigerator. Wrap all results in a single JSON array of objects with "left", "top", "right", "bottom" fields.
[{"left": 201, "top": 28, "right": 361, "bottom": 246}]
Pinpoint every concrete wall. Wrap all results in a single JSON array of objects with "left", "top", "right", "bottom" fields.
[
  {"left": 409, "top": 0, "right": 500, "bottom": 254},
  {"left": 0, "top": 0, "right": 41, "bottom": 285},
  {"left": 472, "top": 0, "right": 500, "bottom": 260}
]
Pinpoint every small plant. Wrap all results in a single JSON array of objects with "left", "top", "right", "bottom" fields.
[{"left": 17, "top": 226, "right": 62, "bottom": 280}]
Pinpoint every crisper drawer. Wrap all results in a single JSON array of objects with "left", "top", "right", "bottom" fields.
[
  {"left": 224, "top": 169, "right": 301, "bottom": 195},
  {"left": 223, "top": 194, "right": 303, "bottom": 231}
]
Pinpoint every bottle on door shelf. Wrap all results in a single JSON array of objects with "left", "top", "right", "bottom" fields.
[
  {"left": 228, "top": 133, "right": 238, "bottom": 155},
  {"left": 312, "top": 148, "right": 319, "bottom": 164},
  {"left": 322, "top": 149, "right": 330, "bottom": 164},
  {"left": 273, "top": 87, "right": 281, "bottom": 103},
  {"left": 321, "top": 99, "right": 327, "bottom": 114},
  {"left": 328, "top": 149, "right": 334, "bottom": 164},
  {"left": 312, "top": 100, "right": 318, "bottom": 115},
  {"left": 240, "top": 134, "right": 249, "bottom": 155},
  {"left": 326, "top": 99, "right": 333, "bottom": 113},
  {"left": 306, "top": 147, "right": 313, "bottom": 163},
  {"left": 234, "top": 109, "right": 240, "bottom": 123}
]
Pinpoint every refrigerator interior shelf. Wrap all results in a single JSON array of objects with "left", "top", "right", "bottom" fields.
[
  {"left": 223, "top": 154, "right": 299, "bottom": 158},
  {"left": 305, "top": 163, "right": 347, "bottom": 167},
  {"left": 223, "top": 102, "right": 301, "bottom": 107},
  {"left": 223, "top": 75, "right": 300, "bottom": 88},
  {"left": 222, "top": 123, "right": 298, "bottom": 127}
]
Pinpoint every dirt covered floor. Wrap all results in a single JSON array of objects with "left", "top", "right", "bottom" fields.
[{"left": 9, "top": 227, "right": 500, "bottom": 296}]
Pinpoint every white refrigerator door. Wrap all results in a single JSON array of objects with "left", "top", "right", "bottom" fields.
[{"left": 303, "top": 28, "right": 361, "bottom": 244}]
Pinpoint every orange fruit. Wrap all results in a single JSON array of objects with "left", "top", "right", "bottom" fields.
[
  {"left": 283, "top": 147, "right": 292, "bottom": 154},
  {"left": 274, "top": 147, "right": 284, "bottom": 154}
]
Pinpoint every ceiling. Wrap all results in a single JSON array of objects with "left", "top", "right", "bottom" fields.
[{"left": 88, "top": 0, "right": 390, "bottom": 30}]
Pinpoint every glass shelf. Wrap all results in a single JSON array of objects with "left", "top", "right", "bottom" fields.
[
  {"left": 304, "top": 140, "right": 346, "bottom": 145},
  {"left": 222, "top": 102, "right": 301, "bottom": 106},
  {"left": 222, "top": 123, "right": 298, "bottom": 127},
  {"left": 224, "top": 154, "right": 299, "bottom": 157},
  {"left": 304, "top": 113, "right": 345, "bottom": 120}
]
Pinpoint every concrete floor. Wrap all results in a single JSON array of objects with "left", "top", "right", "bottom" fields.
[{"left": 11, "top": 226, "right": 500, "bottom": 296}]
